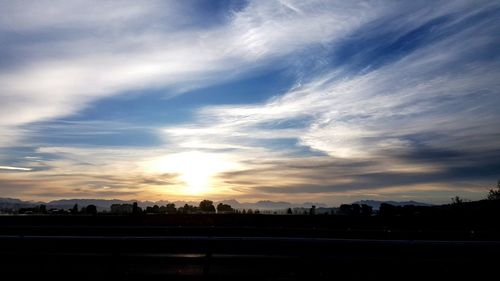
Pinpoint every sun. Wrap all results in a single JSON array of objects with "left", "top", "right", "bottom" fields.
[
  {"left": 144, "top": 151, "right": 236, "bottom": 195},
  {"left": 171, "top": 152, "right": 221, "bottom": 194}
]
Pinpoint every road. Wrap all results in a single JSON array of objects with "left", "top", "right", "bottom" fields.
[{"left": 1, "top": 234, "right": 498, "bottom": 280}]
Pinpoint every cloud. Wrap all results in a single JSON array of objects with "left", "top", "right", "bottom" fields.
[
  {"left": 0, "top": 165, "right": 32, "bottom": 171},
  {"left": 0, "top": 145, "right": 187, "bottom": 200}
]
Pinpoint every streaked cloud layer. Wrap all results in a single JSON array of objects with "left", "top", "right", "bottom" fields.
[{"left": 0, "top": 0, "right": 499, "bottom": 204}]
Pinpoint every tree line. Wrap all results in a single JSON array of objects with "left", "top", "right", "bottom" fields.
[{"left": 110, "top": 200, "right": 244, "bottom": 215}]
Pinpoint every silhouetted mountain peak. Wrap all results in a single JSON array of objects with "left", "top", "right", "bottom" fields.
[{"left": 352, "top": 200, "right": 433, "bottom": 210}]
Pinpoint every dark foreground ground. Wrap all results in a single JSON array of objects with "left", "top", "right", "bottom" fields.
[{"left": 1, "top": 214, "right": 499, "bottom": 280}]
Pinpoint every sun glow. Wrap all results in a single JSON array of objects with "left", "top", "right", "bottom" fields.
[{"left": 145, "top": 151, "right": 237, "bottom": 195}]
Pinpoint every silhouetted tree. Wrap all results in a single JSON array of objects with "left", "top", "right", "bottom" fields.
[
  {"left": 166, "top": 203, "right": 176, "bottom": 214},
  {"left": 451, "top": 196, "right": 463, "bottom": 205},
  {"left": 39, "top": 204, "right": 47, "bottom": 214},
  {"left": 158, "top": 204, "right": 175, "bottom": 214},
  {"left": 159, "top": 205, "right": 167, "bottom": 214},
  {"left": 361, "top": 204, "right": 373, "bottom": 216},
  {"left": 180, "top": 204, "right": 189, "bottom": 213},
  {"left": 23, "top": 205, "right": 44, "bottom": 214},
  {"left": 132, "top": 202, "right": 141, "bottom": 214},
  {"left": 379, "top": 203, "right": 397, "bottom": 216},
  {"left": 142, "top": 204, "right": 160, "bottom": 214},
  {"left": 309, "top": 205, "right": 316, "bottom": 215},
  {"left": 247, "top": 209, "right": 253, "bottom": 214},
  {"left": 216, "top": 203, "right": 234, "bottom": 213},
  {"left": 71, "top": 204, "right": 79, "bottom": 214},
  {"left": 487, "top": 180, "right": 500, "bottom": 200},
  {"left": 287, "top": 208, "right": 293, "bottom": 215},
  {"left": 85, "top": 205, "right": 97, "bottom": 215},
  {"left": 152, "top": 205, "right": 160, "bottom": 213},
  {"left": 179, "top": 204, "right": 198, "bottom": 214},
  {"left": 199, "top": 200, "right": 216, "bottom": 213}
]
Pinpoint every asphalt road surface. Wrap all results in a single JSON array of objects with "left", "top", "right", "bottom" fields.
[{"left": 1, "top": 235, "right": 499, "bottom": 280}]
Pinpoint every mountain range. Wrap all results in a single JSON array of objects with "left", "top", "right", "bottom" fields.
[{"left": 352, "top": 200, "right": 434, "bottom": 210}]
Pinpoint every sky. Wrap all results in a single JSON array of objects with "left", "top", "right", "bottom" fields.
[{"left": 0, "top": 0, "right": 499, "bottom": 205}]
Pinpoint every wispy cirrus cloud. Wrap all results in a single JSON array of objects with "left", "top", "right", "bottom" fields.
[{"left": 0, "top": 0, "right": 379, "bottom": 141}]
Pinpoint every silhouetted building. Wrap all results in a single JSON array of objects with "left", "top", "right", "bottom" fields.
[
  {"left": 111, "top": 204, "right": 134, "bottom": 214},
  {"left": 339, "top": 204, "right": 372, "bottom": 216}
]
